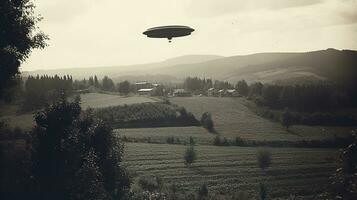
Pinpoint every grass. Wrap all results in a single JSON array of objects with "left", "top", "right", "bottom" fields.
[
  {"left": 0, "top": 93, "right": 158, "bottom": 131},
  {"left": 170, "top": 97, "right": 354, "bottom": 141},
  {"left": 123, "top": 142, "right": 339, "bottom": 199},
  {"left": 80, "top": 93, "right": 157, "bottom": 109}
]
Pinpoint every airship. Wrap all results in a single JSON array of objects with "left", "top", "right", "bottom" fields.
[{"left": 143, "top": 25, "right": 195, "bottom": 42}]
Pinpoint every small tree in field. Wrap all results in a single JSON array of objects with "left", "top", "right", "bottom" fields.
[
  {"left": 281, "top": 108, "right": 293, "bottom": 131},
  {"left": 257, "top": 148, "right": 272, "bottom": 170},
  {"left": 184, "top": 145, "right": 196, "bottom": 166},
  {"left": 259, "top": 183, "right": 268, "bottom": 200},
  {"left": 201, "top": 112, "right": 214, "bottom": 133},
  {"left": 198, "top": 183, "right": 208, "bottom": 199}
]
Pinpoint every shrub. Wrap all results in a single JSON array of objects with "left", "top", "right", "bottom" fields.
[
  {"left": 259, "top": 183, "right": 268, "bottom": 200},
  {"left": 184, "top": 145, "right": 197, "bottom": 166},
  {"left": 167, "top": 136, "right": 175, "bottom": 144},
  {"left": 235, "top": 136, "right": 246, "bottom": 146},
  {"left": 281, "top": 108, "right": 293, "bottom": 130},
  {"left": 201, "top": 112, "right": 215, "bottom": 133},
  {"left": 257, "top": 148, "right": 272, "bottom": 170},
  {"left": 198, "top": 183, "right": 208, "bottom": 199},
  {"left": 189, "top": 136, "right": 195, "bottom": 145},
  {"left": 213, "top": 136, "right": 221, "bottom": 146}
]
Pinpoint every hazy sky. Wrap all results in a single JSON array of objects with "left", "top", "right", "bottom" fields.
[{"left": 22, "top": 0, "right": 357, "bottom": 71}]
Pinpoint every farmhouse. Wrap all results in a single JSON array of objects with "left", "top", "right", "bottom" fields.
[
  {"left": 138, "top": 88, "right": 155, "bottom": 95},
  {"left": 173, "top": 89, "right": 192, "bottom": 97},
  {"left": 135, "top": 82, "right": 152, "bottom": 90},
  {"left": 207, "top": 88, "right": 219, "bottom": 97},
  {"left": 226, "top": 89, "right": 240, "bottom": 97}
]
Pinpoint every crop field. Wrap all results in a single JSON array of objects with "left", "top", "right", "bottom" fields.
[
  {"left": 123, "top": 142, "right": 338, "bottom": 199},
  {"left": 80, "top": 93, "right": 157, "bottom": 109},
  {"left": 170, "top": 97, "right": 354, "bottom": 141},
  {"left": 116, "top": 126, "right": 213, "bottom": 144}
]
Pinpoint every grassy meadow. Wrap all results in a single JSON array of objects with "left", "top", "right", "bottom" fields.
[{"left": 80, "top": 93, "right": 157, "bottom": 109}]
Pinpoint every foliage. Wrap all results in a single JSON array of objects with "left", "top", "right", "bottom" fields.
[
  {"left": 329, "top": 131, "right": 357, "bottom": 199},
  {"left": 117, "top": 80, "right": 131, "bottom": 95},
  {"left": 235, "top": 80, "right": 249, "bottom": 96},
  {"left": 281, "top": 108, "right": 293, "bottom": 130},
  {"left": 183, "top": 77, "right": 233, "bottom": 94},
  {"left": 259, "top": 183, "right": 268, "bottom": 200},
  {"left": 184, "top": 145, "right": 196, "bottom": 166},
  {"left": 257, "top": 148, "right": 272, "bottom": 170},
  {"left": 198, "top": 183, "right": 208, "bottom": 199},
  {"left": 0, "top": 0, "right": 48, "bottom": 99},
  {"left": 22, "top": 75, "right": 73, "bottom": 110},
  {"left": 201, "top": 112, "right": 215, "bottom": 133},
  {"left": 31, "top": 98, "right": 130, "bottom": 200},
  {"left": 0, "top": 122, "right": 32, "bottom": 200},
  {"left": 101, "top": 76, "right": 115, "bottom": 91},
  {"left": 95, "top": 102, "right": 200, "bottom": 128}
]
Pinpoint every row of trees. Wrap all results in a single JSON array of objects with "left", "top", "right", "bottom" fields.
[
  {"left": 23, "top": 75, "right": 74, "bottom": 110},
  {"left": 183, "top": 77, "right": 234, "bottom": 93},
  {"left": 233, "top": 80, "right": 357, "bottom": 112}
]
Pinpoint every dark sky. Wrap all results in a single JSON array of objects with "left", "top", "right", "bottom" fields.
[{"left": 22, "top": 0, "right": 357, "bottom": 71}]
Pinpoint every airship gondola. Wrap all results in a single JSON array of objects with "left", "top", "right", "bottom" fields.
[{"left": 143, "top": 25, "right": 194, "bottom": 42}]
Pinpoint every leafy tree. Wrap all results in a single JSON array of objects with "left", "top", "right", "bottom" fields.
[
  {"left": 184, "top": 145, "right": 196, "bottom": 166},
  {"left": 118, "top": 80, "right": 131, "bottom": 95},
  {"left": 31, "top": 98, "right": 130, "bottom": 200},
  {"left": 257, "top": 148, "right": 272, "bottom": 170},
  {"left": 101, "top": 76, "right": 115, "bottom": 91},
  {"left": 94, "top": 75, "right": 99, "bottom": 88},
  {"left": 88, "top": 76, "right": 94, "bottom": 86},
  {"left": 0, "top": 0, "right": 48, "bottom": 100},
  {"left": 201, "top": 112, "right": 215, "bottom": 133},
  {"left": 236, "top": 80, "right": 249, "bottom": 96},
  {"left": 189, "top": 136, "right": 195, "bottom": 145}
]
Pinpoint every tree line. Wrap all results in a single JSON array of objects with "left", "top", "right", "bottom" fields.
[
  {"left": 183, "top": 77, "right": 234, "bottom": 93},
  {"left": 22, "top": 75, "right": 73, "bottom": 110}
]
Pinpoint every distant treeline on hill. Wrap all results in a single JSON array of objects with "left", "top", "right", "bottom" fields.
[{"left": 95, "top": 102, "right": 200, "bottom": 128}]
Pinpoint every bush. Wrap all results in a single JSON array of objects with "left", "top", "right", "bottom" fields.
[
  {"left": 198, "top": 183, "right": 208, "bottom": 199},
  {"left": 235, "top": 136, "right": 246, "bottom": 146},
  {"left": 184, "top": 145, "right": 197, "bottom": 166},
  {"left": 257, "top": 148, "right": 272, "bottom": 170},
  {"left": 189, "top": 136, "right": 195, "bottom": 145},
  {"left": 31, "top": 98, "right": 130, "bottom": 200},
  {"left": 201, "top": 112, "right": 215, "bottom": 133},
  {"left": 213, "top": 136, "right": 221, "bottom": 146},
  {"left": 259, "top": 183, "right": 268, "bottom": 200}
]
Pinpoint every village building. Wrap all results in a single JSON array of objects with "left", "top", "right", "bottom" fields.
[
  {"left": 173, "top": 89, "right": 192, "bottom": 97},
  {"left": 138, "top": 88, "right": 155, "bottom": 95},
  {"left": 207, "top": 88, "right": 219, "bottom": 97}
]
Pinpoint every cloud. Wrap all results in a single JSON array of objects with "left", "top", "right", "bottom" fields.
[{"left": 184, "top": 0, "right": 323, "bottom": 17}]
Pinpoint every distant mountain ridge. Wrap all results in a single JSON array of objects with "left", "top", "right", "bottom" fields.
[{"left": 25, "top": 49, "right": 357, "bottom": 84}]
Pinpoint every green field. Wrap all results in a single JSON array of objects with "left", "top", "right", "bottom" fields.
[
  {"left": 80, "top": 93, "right": 157, "bottom": 109},
  {"left": 123, "top": 142, "right": 338, "bottom": 199},
  {"left": 170, "top": 97, "right": 354, "bottom": 141}
]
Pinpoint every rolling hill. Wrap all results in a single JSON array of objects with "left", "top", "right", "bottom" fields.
[{"left": 25, "top": 49, "right": 357, "bottom": 84}]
